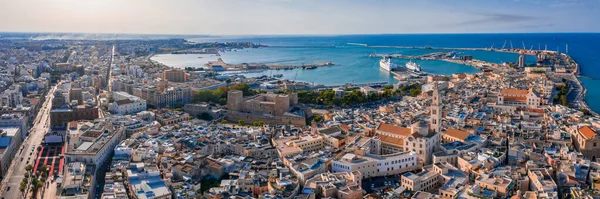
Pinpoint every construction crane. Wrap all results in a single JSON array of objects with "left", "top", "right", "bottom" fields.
[{"left": 293, "top": 70, "right": 298, "bottom": 82}]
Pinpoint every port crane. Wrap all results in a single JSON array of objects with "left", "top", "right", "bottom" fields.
[
  {"left": 293, "top": 70, "right": 298, "bottom": 82},
  {"left": 489, "top": 43, "right": 494, "bottom": 50},
  {"left": 522, "top": 41, "right": 526, "bottom": 50},
  {"left": 510, "top": 40, "right": 514, "bottom": 50},
  {"left": 501, "top": 40, "right": 507, "bottom": 50}
]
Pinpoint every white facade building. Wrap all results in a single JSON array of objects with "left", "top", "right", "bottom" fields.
[{"left": 110, "top": 91, "right": 147, "bottom": 115}]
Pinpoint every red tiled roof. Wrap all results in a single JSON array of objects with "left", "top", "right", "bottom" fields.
[
  {"left": 501, "top": 88, "right": 529, "bottom": 95},
  {"left": 340, "top": 124, "right": 351, "bottom": 132},
  {"left": 377, "top": 123, "right": 411, "bottom": 137},
  {"left": 579, "top": 126, "right": 597, "bottom": 139},
  {"left": 443, "top": 128, "right": 471, "bottom": 141},
  {"left": 376, "top": 134, "right": 404, "bottom": 146}
]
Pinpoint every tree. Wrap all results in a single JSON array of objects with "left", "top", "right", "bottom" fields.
[
  {"left": 560, "top": 95, "right": 568, "bottom": 106},
  {"left": 221, "top": 119, "right": 227, "bottom": 124},
  {"left": 19, "top": 181, "right": 26, "bottom": 194},
  {"left": 409, "top": 88, "right": 421, "bottom": 97},
  {"left": 313, "top": 115, "right": 323, "bottom": 122},
  {"left": 581, "top": 109, "right": 592, "bottom": 116},
  {"left": 36, "top": 181, "right": 43, "bottom": 190},
  {"left": 41, "top": 165, "right": 48, "bottom": 173},
  {"left": 238, "top": 120, "right": 246, "bottom": 126},
  {"left": 25, "top": 164, "right": 33, "bottom": 172}
]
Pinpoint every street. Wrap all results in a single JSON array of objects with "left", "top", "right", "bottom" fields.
[{"left": 0, "top": 83, "right": 60, "bottom": 199}]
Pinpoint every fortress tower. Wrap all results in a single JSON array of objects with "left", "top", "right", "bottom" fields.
[{"left": 227, "top": 90, "right": 243, "bottom": 111}]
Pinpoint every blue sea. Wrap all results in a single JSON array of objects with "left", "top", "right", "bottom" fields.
[{"left": 150, "top": 33, "right": 600, "bottom": 112}]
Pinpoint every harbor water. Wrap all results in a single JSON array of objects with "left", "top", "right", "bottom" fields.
[{"left": 150, "top": 33, "right": 600, "bottom": 112}]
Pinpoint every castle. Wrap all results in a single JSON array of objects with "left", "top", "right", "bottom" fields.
[{"left": 226, "top": 90, "right": 310, "bottom": 126}]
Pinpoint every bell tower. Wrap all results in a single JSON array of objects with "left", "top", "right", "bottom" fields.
[{"left": 431, "top": 82, "right": 442, "bottom": 133}]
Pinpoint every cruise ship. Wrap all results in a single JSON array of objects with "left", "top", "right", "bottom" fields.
[
  {"left": 379, "top": 57, "right": 397, "bottom": 72},
  {"left": 405, "top": 60, "right": 422, "bottom": 72}
]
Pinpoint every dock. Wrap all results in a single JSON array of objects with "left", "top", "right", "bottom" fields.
[
  {"left": 207, "top": 58, "right": 338, "bottom": 71},
  {"left": 370, "top": 52, "right": 497, "bottom": 70},
  {"left": 265, "top": 45, "right": 336, "bottom": 49},
  {"left": 320, "top": 81, "right": 389, "bottom": 89},
  {"left": 369, "top": 51, "right": 459, "bottom": 60}
]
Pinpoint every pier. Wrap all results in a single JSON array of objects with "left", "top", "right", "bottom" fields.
[
  {"left": 370, "top": 52, "right": 498, "bottom": 70},
  {"left": 347, "top": 42, "right": 543, "bottom": 56},
  {"left": 207, "top": 58, "right": 338, "bottom": 71},
  {"left": 265, "top": 45, "right": 336, "bottom": 49}
]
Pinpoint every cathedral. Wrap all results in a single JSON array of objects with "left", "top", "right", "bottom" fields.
[{"left": 403, "top": 82, "right": 442, "bottom": 165}]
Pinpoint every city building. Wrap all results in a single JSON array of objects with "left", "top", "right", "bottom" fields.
[
  {"left": 61, "top": 162, "right": 91, "bottom": 198},
  {"left": 65, "top": 121, "right": 125, "bottom": 171},
  {"left": 109, "top": 91, "right": 147, "bottom": 115},
  {"left": 518, "top": 53, "right": 526, "bottom": 68},
  {"left": 153, "top": 109, "right": 189, "bottom": 126},
  {"left": 475, "top": 170, "right": 515, "bottom": 197},
  {"left": 401, "top": 162, "right": 467, "bottom": 195},
  {"left": 50, "top": 101, "right": 99, "bottom": 128},
  {"left": 527, "top": 168, "right": 558, "bottom": 199},
  {"left": 132, "top": 86, "right": 192, "bottom": 109},
  {"left": 162, "top": 69, "right": 189, "bottom": 82},
  {"left": 304, "top": 171, "right": 363, "bottom": 199},
  {"left": 126, "top": 163, "right": 172, "bottom": 199},
  {"left": 497, "top": 88, "right": 541, "bottom": 108},
  {"left": 572, "top": 125, "right": 600, "bottom": 160},
  {"left": 0, "top": 113, "right": 27, "bottom": 140},
  {"left": 332, "top": 136, "right": 418, "bottom": 179},
  {"left": 0, "top": 127, "right": 21, "bottom": 178}
]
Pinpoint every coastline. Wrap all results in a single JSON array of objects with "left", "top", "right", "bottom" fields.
[
  {"left": 150, "top": 42, "right": 595, "bottom": 115},
  {"left": 565, "top": 54, "right": 596, "bottom": 115}
]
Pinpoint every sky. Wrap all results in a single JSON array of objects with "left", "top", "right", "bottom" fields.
[{"left": 1, "top": 0, "right": 599, "bottom": 35}]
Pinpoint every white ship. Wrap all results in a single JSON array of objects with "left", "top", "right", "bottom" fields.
[
  {"left": 379, "top": 57, "right": 397, "bottom": 72},
  {"left": 405, "top": 60, "right": 422, "bottom": 72}
]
